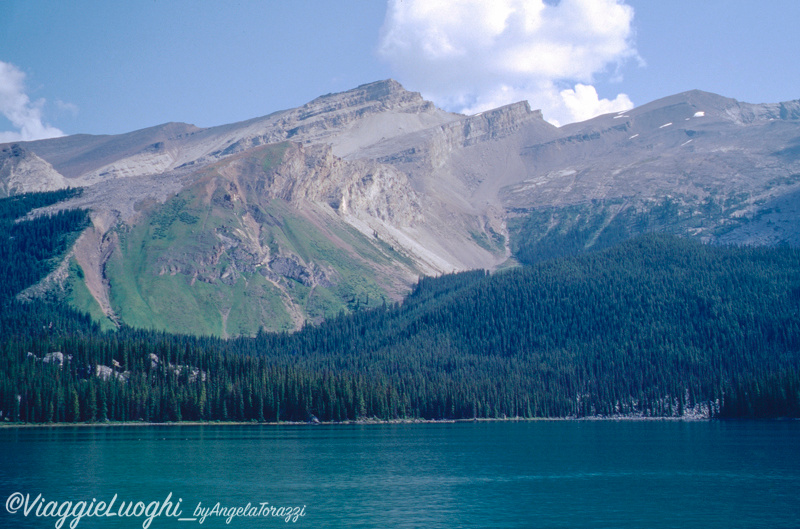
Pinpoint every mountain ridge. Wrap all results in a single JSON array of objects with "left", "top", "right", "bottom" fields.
[{"left": 2, "top": 80, "right": 799, "bottom": 335}]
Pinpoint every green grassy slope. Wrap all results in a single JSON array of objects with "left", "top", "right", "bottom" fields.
[{"left": 94, "top": 146, "right": 402, "bottom": 336}]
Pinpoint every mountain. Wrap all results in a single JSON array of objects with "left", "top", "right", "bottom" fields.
[
  {"left": 505, "top": 90, "right": 800, "bottom": 261},
  {"left": 4, "top": 234, "right": 799, "bottom": 422},
  {"left": 2, "top": 80, "right": 799, "bottom": 335}
]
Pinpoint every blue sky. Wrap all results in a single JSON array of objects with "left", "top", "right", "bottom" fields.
[{"left": 1, "top": 0, "right": 799, "bottom": 139}]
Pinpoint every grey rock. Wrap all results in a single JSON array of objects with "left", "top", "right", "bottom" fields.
[{"left": 6, "top": 80, "right": 800, "bottom": 335}]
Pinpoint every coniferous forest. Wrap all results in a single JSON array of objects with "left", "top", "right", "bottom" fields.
[{"left": 1, "top": 191, "right": 799, "bottom": 424}]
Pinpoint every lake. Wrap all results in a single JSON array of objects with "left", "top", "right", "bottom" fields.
[{"left": 1, "top": 421, "right": 798, "bottom": 528}]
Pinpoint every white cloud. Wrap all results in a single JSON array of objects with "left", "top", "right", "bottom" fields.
[
  {"left": 560, "top": 83, "right": 632, "bottom": 123},
  {"left": 0, "top": 61, "right": 64, "bottom": 143},
  {"left": 378, "top": 0, "right": 638, "bottom": 125}
]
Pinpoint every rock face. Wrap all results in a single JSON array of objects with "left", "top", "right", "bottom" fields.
[
  {"left": 500, "top": 89, "right": 800, "bottom": 254},
  {"left": 0, "top": 144, "right": 68, "bottom": 197},
  {"left": 3, "top": 81, "right": 800, "bottom": 335}
]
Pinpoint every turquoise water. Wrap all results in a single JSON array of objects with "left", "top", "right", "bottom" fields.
[{"left": 1, "top": 421, "right": 798, "bottom": 528}]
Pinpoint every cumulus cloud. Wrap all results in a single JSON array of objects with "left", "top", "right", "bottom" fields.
[
  {"left": 0, "top": 61, "right": 64, "bottom": 143},
  {"left": 378, "top": 0, "right": 638, "bottom": 125},
  {"left": 560, "top": 83, "right": 632, "bottom": 123}
]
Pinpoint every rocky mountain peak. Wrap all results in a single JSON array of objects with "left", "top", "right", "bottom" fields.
[
  {"left": 294, "top": 79, "right": 432, "bottom": 123},
  {"left": 350, "top": 79, "right": 421, "bottom": 104},
  {"left": 462, "top": 100, "right": 547, "bottom": 142},
  {"left": 625, "top": 90, "right": 800, "bottom": 127},
  {"left": 6, "top": 81, "right": 800, "bottom": 336},
  {"left": 0, "top": 143, "right": 68, "bottom": 197}
]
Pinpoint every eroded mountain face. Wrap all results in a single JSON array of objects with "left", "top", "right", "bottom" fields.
[
  {"left": 3, "top": 80, "right": 799, "bottom": 335},
  {"left": 0, "top": 143, "right": 68, "bottom": 196}
]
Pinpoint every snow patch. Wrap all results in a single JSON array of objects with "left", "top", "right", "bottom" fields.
[
  {"left": 613, "top": 114, "right": 629, "bottom": 119},
  {"left": 659, "top": 123, "right": 672, "bottom": 129},
  {"left": 681, "top": 139, "right": 692, "bottom": 146},
  {"left": 628, "top": 134, "right": 639, "bottom": 140},
  {"left": 693, "top": 111, "right": 705, "bottom": 117}
]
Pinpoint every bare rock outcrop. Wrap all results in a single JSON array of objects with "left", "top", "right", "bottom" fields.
[{"left": 0, "top": 143, "right": 68, "bottom": 196}]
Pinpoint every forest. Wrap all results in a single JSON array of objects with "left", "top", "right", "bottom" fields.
[{"left": 1, "top": 191, "right": 799, "bottom": 423}]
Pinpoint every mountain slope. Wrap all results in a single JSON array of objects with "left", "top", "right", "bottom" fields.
[
  {"left": 1, "top": 81, "right": 799, "bottom": 335},
  {"left": 4, "top": 234, "right": 799, "bottom": 422},
  {"left": 504, "top": 90, "right": 800, "bottom": 261}
]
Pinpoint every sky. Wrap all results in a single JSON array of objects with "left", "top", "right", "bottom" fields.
[{"left": 1, "top": 0, "right": 799, "bottom": 140}]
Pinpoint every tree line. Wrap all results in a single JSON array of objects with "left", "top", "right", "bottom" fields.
[{"left": 1, "top": 191, "right": 799, "bottom": 423}]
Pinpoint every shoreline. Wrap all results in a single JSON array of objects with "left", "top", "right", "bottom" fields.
[{"left": 0, "top": 415, "right": 733, "bottom": 429}]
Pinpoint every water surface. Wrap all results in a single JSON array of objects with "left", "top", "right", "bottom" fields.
[{"left": 1, "top": 421, "right": 798, "bottom": 528}]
